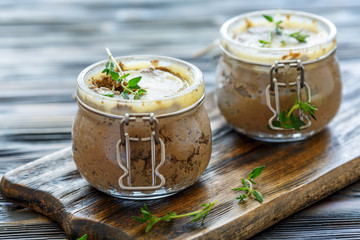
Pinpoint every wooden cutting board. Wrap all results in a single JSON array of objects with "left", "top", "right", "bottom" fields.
[{"left": 1, "top": 88, "right": 360, "bottom": 240}]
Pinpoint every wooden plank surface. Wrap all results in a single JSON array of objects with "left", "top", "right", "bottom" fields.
[
  {"left": 2, "top": 82, "right": 360, "bottom": 239},
  {"left": 1, "top": 84, "right": 360, "bottom": 240},
  {"left": 1, "top": 0, "right": 360, "bottom": 239}
]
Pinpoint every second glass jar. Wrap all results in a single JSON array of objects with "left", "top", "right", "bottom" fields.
[{"left": 215, "top": 10, "right": 342, "bottom": 142}]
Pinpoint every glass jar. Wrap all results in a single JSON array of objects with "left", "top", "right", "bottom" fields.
[
  {"left": 72, "top": 55, "right": 212, "bottom": 200},
  {"left": 215, "top": 10, "right": 341, "bottom": 142}
]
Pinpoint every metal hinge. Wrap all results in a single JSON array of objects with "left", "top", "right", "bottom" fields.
[
  {"left": 116, "top": 113, "right": 165, "bottom": 191},
  {"left": 266, "top": 59, "right": 312, "bottom": 131}
]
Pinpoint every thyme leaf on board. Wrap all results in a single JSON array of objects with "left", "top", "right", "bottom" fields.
[
  {"left": 232, "top": 166, "right": 265, "bottom": 203},
  {"left": 100, "top": 48, "right": 147, "bottom": 99},
  {"left": 259, "top": 14, "right": 310, "bottom": 47},
  {"left": 133, "top": 201, "right": 218, "bottom": 233}
]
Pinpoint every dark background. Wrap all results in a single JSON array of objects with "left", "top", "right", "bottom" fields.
[{"left": 1, "top": 0, "right": 360, "bottom": 239}]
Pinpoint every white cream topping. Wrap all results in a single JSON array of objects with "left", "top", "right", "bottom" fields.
[
  {"left": 125, "top": 68, "right": 189, "bottom": 100},
  {"left": 232, "top": 20, "right": 327, "bottom": 48},
  {"left": 221, "top": 14, "right": 336, "bottom": 64},
  {"left": 79, "top": 59, "right": 204, "bottom": 115}
]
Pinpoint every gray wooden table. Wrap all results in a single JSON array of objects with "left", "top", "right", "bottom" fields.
[{"left": 1, "top": 0, "right": 360, "bottom": 239}]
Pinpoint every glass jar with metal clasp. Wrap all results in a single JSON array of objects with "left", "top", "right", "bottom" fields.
[
  {"left": 72, "top": 55, "right": 212, "bottom": 200},
  {"left": 215, "top": 10, "right": 342, "bottom": 142}
]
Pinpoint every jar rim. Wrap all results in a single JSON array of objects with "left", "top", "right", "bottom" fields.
[
  {"left": 220, "top": 10, "right": 337, "bottom": 64},
  {"left": 77, "top": 55, "right": 205, "bottom": 115},
  {"left": 218, "top": 43, "right": 337, "bottom": 67},
  {"left": 77, "top": 55, "right": 204, "bottom": 103},
  {"left": 76, "top": 93, "right": 205, "bottom": 119}
]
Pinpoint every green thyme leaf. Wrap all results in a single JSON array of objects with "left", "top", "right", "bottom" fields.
[
  {"left": 259, "top": 39, "right": 271, "bottom": 47},
  {"left": 77, "top": 234, "right": 88, "bottom": 240},
  {"left": 191, "top": 212, "right": 204, "bottom": 222},
  {"left": 141, "top": 204, "right": 151, "bottom": 218},
  {"left": 288, "top": 30, "right": 310, "bottom": 43},
  {"left": 121, "top": 91, "right": 129, "bottom": 99},
  {"left": 279, "top": 110, "right": 287, "bottom": 124},
  {"left": 161, "top": 215, "right": 172, "bottom": 221},
  {"left": 114, "top": 73, "right": 130, "bottom": 84},
  {"left": 134, "top": 92, "right": 141, "bottom": 100},
  {"left": 232, "top": 187, "right": 248, "bottom": 191},
  {"left": 249, "top": 165, "right": 265, "bottom": 179},
  {"left": 236, "top": 194, "right": 248, "bottom": 202},
  {"left": 146, "top": 220, "right": 158, "bottom": 233},
  {"left": 110, "top": 71, "right": 119, "bottom": 81},
  {"left": 275, "top": 20, "right": 283, "bottom": 35},
  {"left": 138, "top": 89, "right": 147, "bottom": 95},
  {"left": 128, "top": 76, "right": 142, "bottom": 87},
  {"left": 263, "top": 15, "right": 273, "bottom": 22},
  {"left": 200, "top": 212, "right": 209, "bottom": 225},
  {"left": 272, "top": 120, "right": 281, "bottom": 128},
  {"left": 168, "top": 211, "right": 177, "bottom": 216},
  {"left": 102, "top": 91, "right": 114, "bottom": 97},
  {"left": 252, "top": 190, "right": 263, "bottom": 202},
  {"left": 289, "top": 113, "right": 305, "bottom": 131},
  {"left": 298, "top": 101, "right": 318, "bottom": 120},
  {"left": 249, "top": 179, "right": 256, "bottom": 185},
  {"left": 128, "top": 85, "right": 141, "bottom": 90},
  {"left": 120, "top": 73, "right": 130, "bottom": 79},
  {"left": 106, "top": 62, "right": 114, "bottom": 69},
  {"left": 133, "top": 216, "right": 147, "bottom": 223}
]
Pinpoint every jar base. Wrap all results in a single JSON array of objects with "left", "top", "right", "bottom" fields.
[
  {"left": 232, "top": 125, "right": 319, "bottom": 142},
  {"left": 94, "top": 186, "right": 180, "bottom": 200}
]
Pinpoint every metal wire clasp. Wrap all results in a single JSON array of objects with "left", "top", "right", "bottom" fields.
[
  {"left": 116, "top": 113, "right": 166, "bottom": 191},
  {"left": 266, "top": 59, "right": 312, "bottom": 130}
]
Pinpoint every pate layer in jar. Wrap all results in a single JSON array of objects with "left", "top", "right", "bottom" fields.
[
  {"left": 72, "top": 56, "right": 211, "bottom": 199},
  {"left": 215, "top": 10, "right": 341, "bottom": 141}
]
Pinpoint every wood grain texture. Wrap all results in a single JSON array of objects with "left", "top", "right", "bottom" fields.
[
  {"left": 2, "top": 82, "right": 360, "bottom": 239},
  {"left": 1, "top": 0, "right": 360, "bottom": 239}
]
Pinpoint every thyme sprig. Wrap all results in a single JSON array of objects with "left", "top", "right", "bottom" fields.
[
  {"left": 259, "top": 15, "right": 310, "bottom": 47},
  {"left": 232, "top": 166, "right": 265, "bottom": 203},
  {"left": 121, "top": 76, "right": 147, "bottom": 100},
  {"left": 271, "top": 97, "right": 318, "bottom": 131},
  {"left": 101, "top": 48, "right": 147, "bottom": 99},
  {"left": 133, "top": 201, "right": 218, "bottom": 233},
  {"left": 105, "top": 47, "right": 123, "bottom": 76}
]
